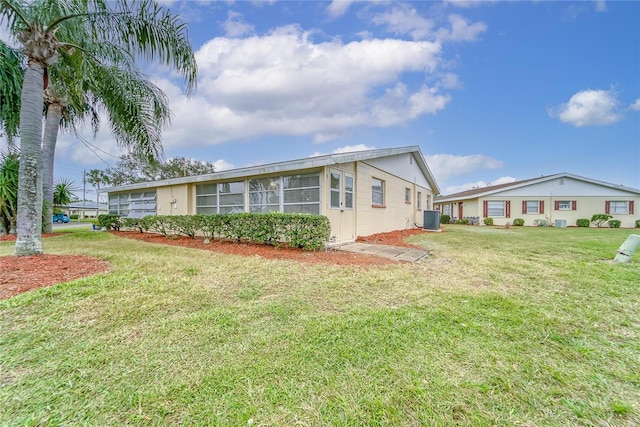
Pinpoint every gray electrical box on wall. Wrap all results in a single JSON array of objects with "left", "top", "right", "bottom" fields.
[{"left": 423, "top": 210, "right": 441, "bottom": 231}]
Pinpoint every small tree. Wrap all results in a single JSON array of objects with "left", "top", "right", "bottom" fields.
[
  {"left": 591, "top": 214, "right": 612, "bottom": 228},
  {"left": 53, "top": 178, "right": 78, "bottom": 209}
]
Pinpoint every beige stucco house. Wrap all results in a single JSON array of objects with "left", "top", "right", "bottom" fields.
[
  {"left": 434, "top": 173, "right": 640, "bottom": 228},
  {"left": 103, "top": 146, "right": 440, "bottom": 244}
]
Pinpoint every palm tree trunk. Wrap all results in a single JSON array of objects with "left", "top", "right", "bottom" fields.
[
  {"left": 15, "top": 63, "right": 44, "bottom": 255},
  {"left": 42, "top": 103, "right": 63, "bottom": 234}
]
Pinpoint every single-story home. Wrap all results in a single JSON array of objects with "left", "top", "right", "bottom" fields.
[
  {"left": 102, "top": 146, "right": 441, "bottom": 244},
  {"left": 434, "top": 173, "right": 640, "bottom": 228},
  {"left": 63, "top": 201, "right": 108, "bottom": 219}
]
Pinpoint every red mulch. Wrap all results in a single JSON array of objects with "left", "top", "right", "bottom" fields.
[{"left": 0, "top": 228, "right": 428, "bottom": 300}]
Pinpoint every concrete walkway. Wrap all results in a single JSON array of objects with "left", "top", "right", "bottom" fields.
[{"left": 336, "top": 242, "right": 429, "bottom": 262}]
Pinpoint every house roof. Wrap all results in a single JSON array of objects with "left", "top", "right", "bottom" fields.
[
  {"left": 65, "top": 201, "right": 107, "bottom": 210},
  {"left": 435, "top": 172, "right": 640, "bottom": 203},
  {"left": 102, "top": 146, "right": 441, "bottom": 194}
]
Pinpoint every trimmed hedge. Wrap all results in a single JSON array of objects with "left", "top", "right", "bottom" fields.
[
  {"left": 512, "top": 218, "right": 525, "bottom": 226},
  {"left": 440, "top": 214, "right": 450, "bottom": 224},
  {"left": 112, "top": 212, "right": 331, "bottom": 251},
  {"left": 483, "top": 217, "right": 494, "bottom": 226},
  {"left": 576, "top": 218, "right": 590, "bottom": 228}
]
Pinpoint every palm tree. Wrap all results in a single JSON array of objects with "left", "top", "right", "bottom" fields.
[
  {"left": 41, "top": 59, "right": 172, "bottom": 233},
  {"left": 1, "top": 0, "right": 197, "bottom": 255},
  {"left": 52, "top": 178, "right": 77, "bottom": 208},
  {"left": 0, "top": 149, "right": 19, "bottom": 234},
  {"left": 86, "top": 168, "right": 108, "bottom": 212},
  {"left": 0, "top": 41, "right": 23, "bottom": 143}
]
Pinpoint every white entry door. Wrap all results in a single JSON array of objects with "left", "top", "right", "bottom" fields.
[{"left": 328, "top": 169, "right": 355, "bottom": 243}]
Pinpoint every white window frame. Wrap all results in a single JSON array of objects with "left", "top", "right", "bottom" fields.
[
  {"left": 372, "top": 178, "right": 385, "bottom": 206},
  {"left": 609, "top": 201, "right": 628, "bottom": 215},
  {"left": 557, "top": 200, "right": 571, "bottom": 210},
  {"left": 487, "top": 201, "right": 505, "bottom": 217},
  {"left": 525, "top": 200, "right": 539, "bottom": 214},
  {"left": 405, "top": 187, "right": 411, "bottom": 204}
]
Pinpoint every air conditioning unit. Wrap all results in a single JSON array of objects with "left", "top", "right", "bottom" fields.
[
  {"left": 555, "top": 219, "right": 567, "bottom": 228},
  {"left": 423, "top": 210, "right": 441, "bottom": 231}
]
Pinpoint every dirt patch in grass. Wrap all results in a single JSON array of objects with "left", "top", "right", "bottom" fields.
[{"left": 0, "top": 228, "right": 429, "bottom": 300}]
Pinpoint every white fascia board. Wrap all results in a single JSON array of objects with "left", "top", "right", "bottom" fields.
[{"left": 102, "top": 146, "right": 429, "bottom": 194}]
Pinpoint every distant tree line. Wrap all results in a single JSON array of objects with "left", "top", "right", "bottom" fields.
[{"left": 91, "top": 154, "right": 217, "bottom": 187}]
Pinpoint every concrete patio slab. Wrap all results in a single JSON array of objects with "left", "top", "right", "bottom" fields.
[{"left": 336, "top": 243, "right": 428, "bottom": 262}]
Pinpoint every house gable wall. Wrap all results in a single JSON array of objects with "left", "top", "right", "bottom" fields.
[
  {"left": 498, "top": 177, "right": 636, "bottom": 197},
  {"left": 355, "top": 161, "right": 432, "bottom": 236},
  {"left": 366, "top": 153, "right": 432, "bottom": 190}
]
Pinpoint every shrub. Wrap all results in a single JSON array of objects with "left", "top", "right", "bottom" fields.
[
  {"left": 513, "top": 218, "right": 525, "bottom": 226},
  {"left": 69, "top": 214, "right": 78, "bottom": 220},
  {"left": 440, "top": 214, "right": 450, "bottom": 224},
  {"left": 97, "top": 214, "right": 121, "bottom": 230},
  {"left": 533, "top": 219, "right": 553, "bottom": 227},
  {"left": 120, "top": 213, "right": 331, "bottom": 251},
  {"left": 454, "top": 218, "right": 469, "bottom": 225},
  {"left": 608, "top": 219, "right": 621, "bottom": 228},
  {"left": 591, "top": 213, "right": 613, "bottom": 228},
  {"left": 635, "top": 219, "right": 640, "bottom": 228},
  {"left": 576, "top": 218, "right": 590, "bottom": 227},
  {"left": 483, "top": 217, "right": 493, "bottom": 226}
]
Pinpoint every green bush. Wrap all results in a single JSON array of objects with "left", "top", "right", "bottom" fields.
[
  {"left": 118, "top": 213, "right": 331, "bottom": 251},
  {"left": 69, "top": 214, "right": 78, "bottom": 220},
  {"left": 483, "top": 217, "right": 494, "bottom": 226},
  {"left": 513, "top": 218, "right": 525, "bottom": 226},
  {"left": 635, "top": 219, "right": 640, "bottom": 228},
  {"left": 96, "top": 214, "right": 121, "bottom": 231},
  {"left": 591, "top": 213, "right": 612, "bottom": 228},
  {"left": 440, "top": 214, "right": 450, "bottom": 224},
  {"left": 454, "top": 218, "right": 469, "bottom": 225},
  {"left": 576, "top": 218, "right": 590, "bottom": 227},
  {"left": 608, "top": 219, "right": 621, "bottom": 228}
]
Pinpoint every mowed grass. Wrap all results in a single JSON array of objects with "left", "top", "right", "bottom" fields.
[{"left": 1, "top": 226, "right": 639, "bottom": 426}]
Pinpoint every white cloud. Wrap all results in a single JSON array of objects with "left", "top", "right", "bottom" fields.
[
  {"left": 549, "top": 89, "right": 623, "bottom": 127},
  {"left": 213, "top": 159, "right": 234, "bottom": 171},
  {"left": 222, "top": 11, "right": 254, "bottom": 37},
  {"left": 630, "top": 99, "right": 640, "bottom": 112},
  {"left": 595, "top": 1, "right": 607, "bottom": 12},
  {"left": 442, "top": 176, "right": 516, "bottom": 195},
  {"left": 371, "top": 5, "right": 487, "bottom": 43},
  {"left": 153, "top": 26, "right": 453, "bottom": 149},
  {"left": 425, "top": 153, "right": 504, "bottom": 182},
  {"left": 310, "top": 144, "right": 376, "bottom": 157},
  {"left": 327, "top": 0, "right": 355, "bottom": 18},
  {"left": 444, "top": 0, "right": 496, "bottom": 8},
  {"left": 371, "top": 4, "right": 435, "bottom": 41},
  {"left": 440, "top": 14, "right": 487, "bottom": 42}
]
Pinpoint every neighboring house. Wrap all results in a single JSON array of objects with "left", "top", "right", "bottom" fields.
[
  {"left": 63, "top": 201, "right": 108, "bottom": 219},
  {"left": 102, "top": 146, "right": 440, "bottom": 244},
  {"left": 434, "top": 173, "right": 640, "bottom": 228}
]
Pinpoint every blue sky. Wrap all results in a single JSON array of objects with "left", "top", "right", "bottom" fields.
[{"left": 3, "top": 0, "right": 639, "bottom": 198}]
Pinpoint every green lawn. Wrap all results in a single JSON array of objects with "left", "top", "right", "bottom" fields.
[{"left": 1, "top": 226, "right": 639, "bottom": 426}]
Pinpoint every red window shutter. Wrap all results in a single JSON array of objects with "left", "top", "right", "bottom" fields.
[
  {"left": 605, "top": 201, "right": 611, "bottom": 214},
  {"left": 522, "top": 200, "right": 527, "bottom": 214},
  {"left": 539, "top": 200, "right": 544, "bottom": 215},
  {"left": 458, "top": 203, "right": 463, "bottom": 219},
  {"left": 630, "top": 201, "right": 635, "bottom": 215},
  {"left": 554, "top": 200, "right": 559, "bottom": 210},
  {"left": 506, "top": 201, "right": 511, "bottom": 218},
  {"left": 483, "top": 200, "right": 488, "bottom": 217},
  {"left": 572, "top": 200, "right": 577, "bottom": 211}
]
